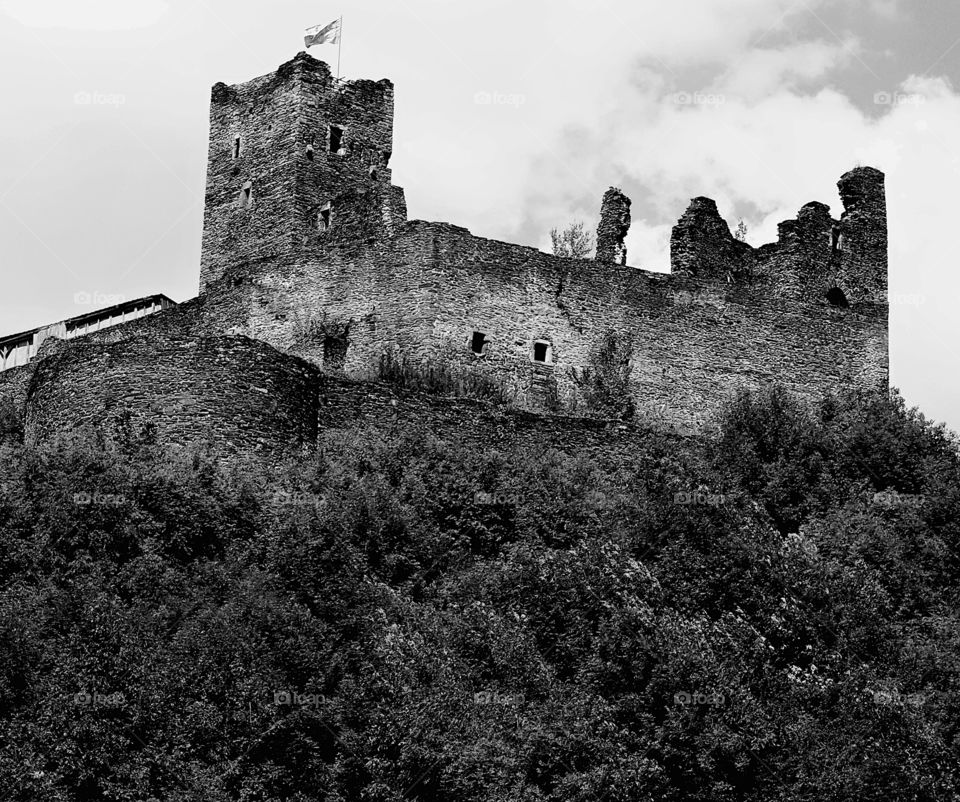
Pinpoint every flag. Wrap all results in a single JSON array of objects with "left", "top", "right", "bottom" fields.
[{"left": 305, "top": 19, "right": 340, "bottom": 48}]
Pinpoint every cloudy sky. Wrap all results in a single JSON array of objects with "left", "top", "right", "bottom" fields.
[{"left": 1, "top": 0, "right": 959, "bottom": 428}]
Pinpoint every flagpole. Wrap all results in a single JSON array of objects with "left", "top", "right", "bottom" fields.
[{"left": 336, "top": 16, "right": 343, "bottom": 82}]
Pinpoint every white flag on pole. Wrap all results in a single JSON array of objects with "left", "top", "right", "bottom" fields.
[{"left": 305, "top": 19, "right": 341, "bottom": 48}]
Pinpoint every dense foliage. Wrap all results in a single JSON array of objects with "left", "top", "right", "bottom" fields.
[{"left": 0, "top": 387, "right": 957, "bottom": 800}]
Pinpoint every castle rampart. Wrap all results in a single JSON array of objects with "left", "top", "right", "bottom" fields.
[
  {"left": 24, "top": 335, "right": 319, "bottom": 459},
  {"left": 0, "top": 52, "right": 889, "bottom": 446}
]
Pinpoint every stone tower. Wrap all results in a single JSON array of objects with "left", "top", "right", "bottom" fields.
[{"left": 199, "top": 52, "right": 407, "bottom": 291}]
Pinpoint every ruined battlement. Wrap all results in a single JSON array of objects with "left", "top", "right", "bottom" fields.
[{"left": 0, "top": 54, "right": 889, "bottom": 451}]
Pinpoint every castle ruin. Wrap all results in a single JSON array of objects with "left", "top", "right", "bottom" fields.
[{"left": 0, "top": 52, "right": 889, "bottom": 460}]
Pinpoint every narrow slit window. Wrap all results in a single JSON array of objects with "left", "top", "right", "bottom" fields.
[
  {"left": 233, "top": 135, "right": 242, "bottom": 159},
  {"left": 239, "top": 180, "right": 253, "bottom": 209},
  {"left": 318, "top": 203, "right": 332, "bottom": 231},
  {"left": 328, "top": 125, "right": 343, "bottom": 153},
  {"left": 830, "top": 226, "right": 843, "bottom": 254}
]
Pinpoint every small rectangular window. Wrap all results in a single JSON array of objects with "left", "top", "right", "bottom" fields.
[
  {"left": 470, "top": 331, "right": 486, "bottom": 355},
  {"left": 323, "top": 335, "right": 348, "bottom": 371},
  {"left": 329, "top": 125, "right": 343, "bottom": 153},
  {"left": 533, "top": 341, "right": 551, "bottom": 363}
]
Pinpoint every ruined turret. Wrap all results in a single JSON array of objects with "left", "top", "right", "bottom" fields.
[{"left": 595, "top": 188, "right": 631, "bottom": 265}]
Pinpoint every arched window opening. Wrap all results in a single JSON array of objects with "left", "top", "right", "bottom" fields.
[{"left": 826, "top": 287, "right": 849, "bottom": 308}]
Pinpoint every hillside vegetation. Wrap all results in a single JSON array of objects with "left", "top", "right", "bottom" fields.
[{"left": 0, "top": 387, "right": 957, "bottom": 801}]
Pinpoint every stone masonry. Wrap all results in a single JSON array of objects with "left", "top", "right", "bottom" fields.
[
  {"left": 595, "top": 188, "right": 632, "bottom": 265},
  {"left": 0, "top": 51, "right": 889, "bottom": 460}
]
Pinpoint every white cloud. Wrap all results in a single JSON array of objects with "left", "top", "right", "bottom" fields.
[
  {"left": 0, "top": 0, "right": 169, "bottom": 31},
  {"left": 714, "top": 39, "right": 860, "bottom": 101}
]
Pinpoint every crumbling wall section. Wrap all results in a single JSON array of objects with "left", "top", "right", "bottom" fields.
[
  {"left": 595, "top": 188, "right": 631, "bottom": 265},
  {"left": 837, "top": 166, "right": 887, "bottom": 305},
  {"left": 670, "top": 197, "right": 755, "bottom": 280}
]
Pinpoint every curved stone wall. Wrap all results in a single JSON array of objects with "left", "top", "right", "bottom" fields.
[{"left": 24, "top": 334, "right": 319, "bottom": 460}]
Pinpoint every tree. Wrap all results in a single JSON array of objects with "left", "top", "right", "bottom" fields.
[
  {"left": 551, "top": 221, "right": 594, "bottom": 258},
  {"left": 572, "top": 330, "right": 635, "bottom": 419},
  {"left": 734, "top": 219, "right": 748, "bottom": 242}
]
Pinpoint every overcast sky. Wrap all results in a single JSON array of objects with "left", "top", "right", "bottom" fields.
[{"left": 1, "top": 0, "right": 959, "bottom": 429}]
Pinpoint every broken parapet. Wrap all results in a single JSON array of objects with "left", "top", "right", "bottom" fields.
[
  {"left": 836, "top": 167, "right": 887, "bottom": 304},
  {"left": 595, "top": 188, "right": 632, "bottom": 265},
  {"left": 670, "top": 197, "right": 753, "bottom": 280}
]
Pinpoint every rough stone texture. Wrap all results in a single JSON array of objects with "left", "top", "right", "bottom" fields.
[
  {"left": 13, "top": 328, "right": 693, "bottom": 464},
  {"left": 316, "top": 374, "right": 690, "bottom": 468},
  {"left": 0, "top": 56, "right": 890, "bottom": 445},
  {"left": 0, "top": 363, "right": 34, "bottom": 413},
  {"left": 24, "top": 335, "right": 319, "bottom": 462},
  {"left": 837, "top": 166, "right": 887, "bottom": 305},
  {"left": 200, "top": 51, "right": 405, "bottom": 291},
  {"left": 595, "top": 188, "right": 631, "bottom": 265},
  {"left": 671, "top": 197, "right": 755, "bottom": 280}
]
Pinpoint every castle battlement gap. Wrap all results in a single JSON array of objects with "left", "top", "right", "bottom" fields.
[{"left": 0, "top": 51, "right": 888, "bottom": 450}]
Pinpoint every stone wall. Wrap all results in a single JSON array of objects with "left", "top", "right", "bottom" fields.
[
  {"left": 0, "top": 363, "right": 34, "bottom": 415},
  {"left": 4, "top": 329, "right": 687, "bottom": 467},
  {"left": 0, "top": 56, "right": 890, "bottom": 446},
  {"left": 23, "top": 335, "right": 320, "bottom": 462},
  {"left": 181, "top": 207, "right": 886, "bottom": 430},
  {"left": 316, "top": 374, "right": 686, "bottom": 468}
]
